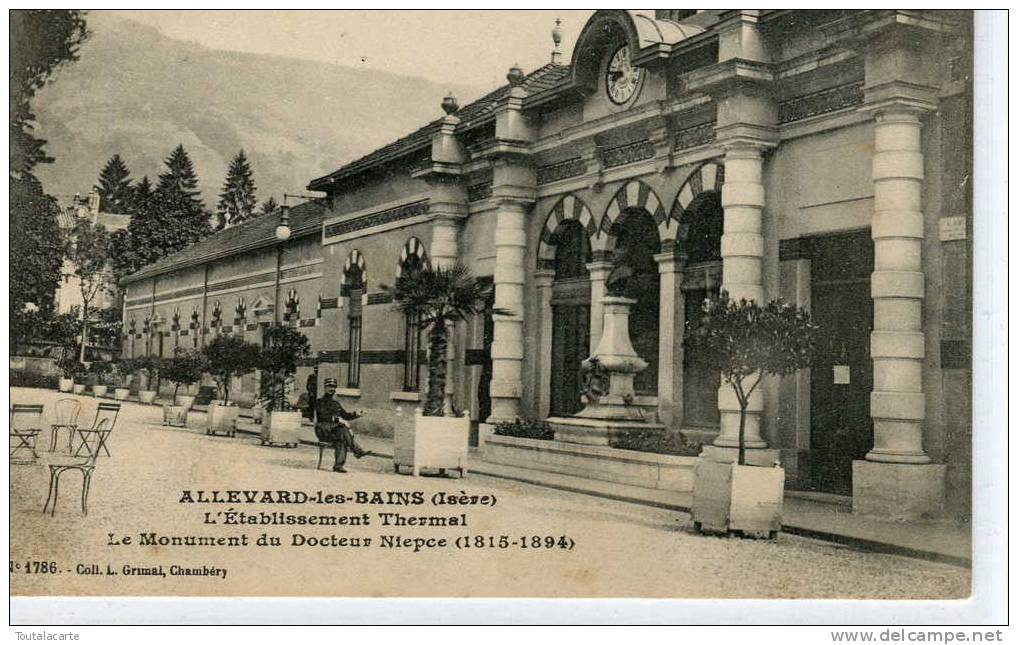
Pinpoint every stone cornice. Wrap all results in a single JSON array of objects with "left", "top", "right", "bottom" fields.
[{"left": 684, "top": 58, "right": 775, "bottom": 95}]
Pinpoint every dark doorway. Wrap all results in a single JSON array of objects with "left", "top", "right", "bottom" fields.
[
  {"left": 680, "top": 191, "right": 723, "bottom": 428},
  {"left": 612, "top": 209, "right": 659, "bottom": 395},
  {"left": 809, "top": 230, "right": 874, "bottom": 495},
  {"left": 549, "top": 220, "right": 591, "bottom": 416}
]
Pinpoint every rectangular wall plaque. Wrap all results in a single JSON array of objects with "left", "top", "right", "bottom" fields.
[{"left": 939, "top": 216, "right": 968, "bottom": 242}]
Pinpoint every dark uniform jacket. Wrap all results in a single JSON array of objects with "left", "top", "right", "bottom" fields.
[{"left": 313, "top": 395, "right": 357, "bottom": 443}]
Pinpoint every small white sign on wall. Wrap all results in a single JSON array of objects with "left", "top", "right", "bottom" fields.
[
  {"left": 833, "top": 365, "right": 851, "bottom": 385},
  {"left": 939, "top": 216, "right": 968, "bottom": 242}
]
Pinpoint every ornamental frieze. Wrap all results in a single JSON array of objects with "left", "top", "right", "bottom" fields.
[
  {"left": 778, "top": 81, "right": 864, "bottom": 124},
  {"left": 536, "top": 157, "right": 586, "bottom": 185},
  {"left": 673, "top": 121, "right": 716, "bottom": 151},
  {"left": 467, "top": 181, "right": 493, "bottom": 202},
  {"left": 323, "top": 200, "right": 429, "bottom": 239},
  {"left": 600, "top": 140, "right": 655, "bottom": 169}
]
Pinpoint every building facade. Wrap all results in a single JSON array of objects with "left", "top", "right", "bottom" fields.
[{"left": 121, "top": 10, "right": 973, "bottom": 519}]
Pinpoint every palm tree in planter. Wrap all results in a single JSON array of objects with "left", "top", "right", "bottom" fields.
[
  {"left": 258, "top": 325, "right": 311, "bottom": 448},
  {"left": 203, "top": 335, "right": 261, "bottom": 437},
  {"left": 683, "top": 291, "right": 820, "bottom": 538},
  {"left": 382, "top": 263, "right": 508, "bottom": 477},
  {"left": 161, "top": 349, "right": 207, "bottom": 426}
]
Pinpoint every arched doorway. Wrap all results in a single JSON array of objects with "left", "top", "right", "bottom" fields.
[
  {"left": 679, "top": 190, "right": 723, "bottom": 428},
  {"left": 549, "top": 219, "right": 591, "bottom": 416},
  {"left": 610, "top": 209, "right": 660, "bottom": 395}
]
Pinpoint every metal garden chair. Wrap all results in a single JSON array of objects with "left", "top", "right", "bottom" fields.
[
  {"left": 74, "top": 402, "right": 121, "bottom": 458},
  {"left": 44, "top": 418, "right": 107, "bottom": 516},
  {"left": 10, "top": 404, "right": 44, "bottom": 465},
  {"left": 49, "top": 398, "right": 81, "bottom": 453}
]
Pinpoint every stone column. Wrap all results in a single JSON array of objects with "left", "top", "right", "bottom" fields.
[
  {"left": 865, "top": 107, "right": 930, "bottom": 465},
  {"left": 430, "top": 210, "right": 465, "bottom": 413},
  {"left": 534, "top": 270, "right": 555, "bottom": 419},
  {"left": 654, "top": 251, "right": 686, "bottom": 430},
  {"left": 585, "top": 260, "right": 613, "bottom": 355},
  {"left": 713, "top": 143, "right": 768, "bottom": 450},
  {"left": 488, "top": 195, "right": 529, "bottom": 422}
]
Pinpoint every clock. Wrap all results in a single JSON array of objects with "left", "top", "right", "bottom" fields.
[{"left": 605, "top": 44, "right": 642, "bottom": 105}]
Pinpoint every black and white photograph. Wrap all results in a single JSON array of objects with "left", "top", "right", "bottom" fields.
[{"left": 7, "top": 7, "right": 1007, "bottom": 629}]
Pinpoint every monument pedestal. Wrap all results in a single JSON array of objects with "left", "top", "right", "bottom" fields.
[{"left": 549, "top": 416, "right": 665, "bottom": 446}]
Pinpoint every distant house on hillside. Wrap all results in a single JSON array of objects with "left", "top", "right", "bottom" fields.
[{"left": 54, "top": 187, "right": 130, "bottom": 316}]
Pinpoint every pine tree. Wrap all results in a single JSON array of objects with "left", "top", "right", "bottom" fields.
[
  {"left": 154, "top": 143, "right": 211, "bottom": 244},
  {"left": 156, "top": 144, "right": 203, "bottom": 212},
  {"left": 259, "top": 196, "right": 279, "bottom": 217},
  {"left": 94, "top": 154, "right": 133, "bottom": 214},
  {"left": 217, "top": 150, "right": 258, "bottom": 229},
  {"left": 132, "top": 175, "right": 154, "bottom": 214}
]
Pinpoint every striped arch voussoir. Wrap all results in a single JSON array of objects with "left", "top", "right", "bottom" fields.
[
  {"left": 395, "top": 237, "right": 430, "bottom": 278},
  {"left": 342, "top": 249, "right": 367, "bottom": 287},
  {"left": 537, "top": 194, "right": 595, "bottom": 269},
  {"left": 666, "top": 161, "right": 725, "bottom": 245},
  {"left": 598, "top": 180, "right": 666, "bottom": 254}
]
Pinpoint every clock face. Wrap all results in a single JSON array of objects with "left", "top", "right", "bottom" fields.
[{"left": 605, "top": 45, "right": 642, "bottom": 105}]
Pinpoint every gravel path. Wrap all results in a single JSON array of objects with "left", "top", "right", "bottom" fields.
[{"left": 10, "top": 387, "right": 969, "bottom": 599}]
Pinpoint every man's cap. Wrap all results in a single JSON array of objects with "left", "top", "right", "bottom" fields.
[{"left": 323, "top": 377, "right": 338, "bottom": 387}]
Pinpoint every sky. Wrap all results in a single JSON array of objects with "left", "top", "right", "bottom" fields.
[{"left": 113, "top": 10, "right": 595, "bottom": 91}]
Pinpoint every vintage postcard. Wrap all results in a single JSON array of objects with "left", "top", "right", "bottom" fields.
[{"left": 8, "top": 8, "right": 1001, "bottom": 624}]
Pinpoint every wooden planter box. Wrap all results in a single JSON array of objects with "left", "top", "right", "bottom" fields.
[
  {"left": 394, "top": 408, "right": 470, "bottom": 477},
  {"left": 692, "top": 459, "right": 785, "bottom": 538},
  {"left": 114, "top": 387, "right": 131, "bottom": 400},
  {"left": 175, "top": 394, "right": 196, "bottom": 410},
  {"left": 260, "top": 411, "right": 302, "bottom": 448},
  {"left": 162, "top": 404, "right": 188, "bottom": 427},
  {"left": 138, "top": 390, "right": 157, "bottom": 404},
  {"left": 205, "top": 402, "right": 239, "bottom": 437},
  {"left": 72, "top": 383, "right": 86, "bottom": 395},
  {"left": 58, "top": 378, "right": 73, "bottom": 393},
  {"left": 92, "top": 385, "right": 108, "bottom": 398}
]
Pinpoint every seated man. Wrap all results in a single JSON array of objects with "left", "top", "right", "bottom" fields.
[{"left": 313, "top": 377, "right": 371, "bottom": 473}]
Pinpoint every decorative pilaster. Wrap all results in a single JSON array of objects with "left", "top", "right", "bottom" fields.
[
  {"left": 585, "top": 260, "right": 613, "bottom": 355},
  {"left": 534, "top": 269, "right": 555, "bottom": 419},
  {"left": 486, "top": 65, "right": 536, "bottom": 423},
  {"left": 654, "top": 252, "right": 687, "bottom": 429}
]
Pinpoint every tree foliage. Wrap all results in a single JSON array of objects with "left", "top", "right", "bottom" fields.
[
  {"left": 202, "top": 335, "right": 261, "bottom": 404},
  {"left": 10, "top": 176, "right": 64, "bottom": 334},
  {"left": 683, "top": 292, "right": 821, "bottom": 465},
  {"left": 94, "top": 154, "right": 133, "bottom": 213},
  {"left": 217, "top": 149, "right": 258, "bottom": 229},
  {"left": 383, "top": 263, "right": 507, "bottom": 416},
  {"left": 259, "top": 196, "right": 279, "bottom": 217},
  {"left": 258, "top": 325, "right": 311, "bottom": 412},
  {"left": 64, "top": 217, "right": 113, "bottom": 361},
  {"left": 10, "top": 10, "right": 89, "bottom": 180},
  {"left": 163, "top": 348, "right": 207, "bottom": 397}
]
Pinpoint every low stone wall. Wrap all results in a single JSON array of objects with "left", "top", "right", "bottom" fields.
[{"left": 483, "top": 434, "right": 697, "bottom": 501}]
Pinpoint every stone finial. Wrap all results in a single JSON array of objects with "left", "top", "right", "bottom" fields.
[
  {"left": 441, "top": 92, "right": 459, "bottom": 115},
  {"left": 551, "top": 18, "right": 563, "bottom": 64},
  {"left": 506, "top": 63, "right": 525, "bottom": 87}
]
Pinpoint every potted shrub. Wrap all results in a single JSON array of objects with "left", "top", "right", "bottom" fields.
[
  {"left": 113, "top": 359, "right": 134, "bottom": 400},
  {"left": 257, "top": 325, "right": 311, "bottom": 448},
  {"left": 382, "top": 263, "right": 506, "bottom": 477},
  {"left": 137, "top": 356, "right": 163, "bottom": 404},
  {"left": 162, "top": 349, "right": 206, "bottom": 427},
  {"left": 89, "top": 361, "right": 112, "bottom": 397},
  {"left": 56, "top": 356, "right": 82, "bottom": 393},
  {"left": 203, "top": 335, "right": 261, "bottom": 437},
  {"left": 164, "top": 348, "right": 205, "bottom": 409},
  {"left": 684, "top": 292, "right": 820, "bottom": 538}
]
